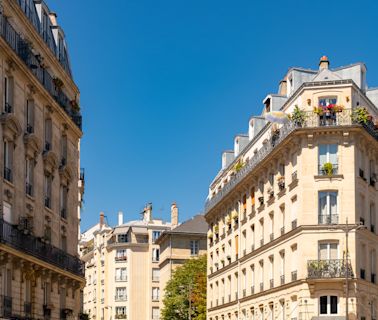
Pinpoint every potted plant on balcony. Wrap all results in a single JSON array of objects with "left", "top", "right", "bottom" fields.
[
  {"left": 208, "top": 231, "right": 213, "bottom": 239},
  {"left": 52, "top": 77, "right": 64, "bottom": 90},
  {"left": 258, "top": 196, "right": 264, "bottom": 206},
  {"left": 79, "top": 313, "right": 90, "bottom": 320},
  {"left": 322, "top": 162, "right": 334, "bottom": 176},
  {"left": 267, "top": 187, "right": 274, "bottom": 198},
  {"left": 289, "top": 105, "right": 306, "bottom": 127},
  {"left": 231, "top": 210, "right": 238, "bottom": 222},
  {"left": 351, "top": 107, "right": 370, "bottom": 124},
  {"left": 234, "top": 160, "right": 245, "bottom": 173}
]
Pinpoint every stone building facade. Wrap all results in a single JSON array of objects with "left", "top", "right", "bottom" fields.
[
  {"left": 205, "top": 57, "right": 378, "bottom": 320},
  {"left": 0, "top": 0, "right": 84, "bottom": 319}
]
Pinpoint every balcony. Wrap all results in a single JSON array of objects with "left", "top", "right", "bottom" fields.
[
  {"left": 318, "top": 214, "right": 339, "bottom": 225},
  {"left": 0, "top": 12, "right": 82, "bottom": 129},
  {"left": 205, "top": 108, "right": 361, "bottom": 213},
  {"left": 115, "top": 295, "right": 128, "bottom": 302},
  {"left": 307, "top": 259, "right": 353, "bottom": 279},
  {"left": 0, "top": 219, "right": 84, "bottom": 277},
  {"left": 115, "top": 256, "right": 127, "bottom": 262}
]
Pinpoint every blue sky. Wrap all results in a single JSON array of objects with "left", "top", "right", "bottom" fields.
[{"left": 48, "top": 0, "right": 378, "bottom": 230}]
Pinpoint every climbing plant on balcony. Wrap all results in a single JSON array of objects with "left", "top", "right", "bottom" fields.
[
  {"left": 351, "top": 107, "right": 370, "bottom": 124},
  {"left": 289, "top": 105, "right": 306, "bottom": 126}
]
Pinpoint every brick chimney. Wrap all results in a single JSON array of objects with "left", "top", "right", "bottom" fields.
[
  {"left": 99, "top": 211, "right": 105, "bottom": 227},
  {"left": 319, "top": 55, "right": 330, "bottom": 70},
  {"left": 171, "top": 202, "right": 179, "bottom": 227}
]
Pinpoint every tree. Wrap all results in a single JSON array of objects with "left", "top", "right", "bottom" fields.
[{"left": 162, "top": 255, "right": 207, "bottom": 320}]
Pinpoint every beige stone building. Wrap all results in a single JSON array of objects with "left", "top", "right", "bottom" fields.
[
  {"left": 156, "top": 213, "right": 207, "bottom": 309},
  {"left": 80, "top": 204, "right": 180, "bottom": 320},
  {"left": 205, "top": 57, "right": 378, "bottom": 320},
  {"left": 0, "top": 0, "right": 84, "bottom": 319}
]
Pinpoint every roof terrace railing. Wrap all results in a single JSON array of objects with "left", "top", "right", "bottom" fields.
[{"left": 204, "top": 108, "right": 377, "bottom": 213}]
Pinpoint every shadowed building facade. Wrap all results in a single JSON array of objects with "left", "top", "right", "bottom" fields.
[{"left": 0, "top": 0, "right": 85, "bottom": 319}]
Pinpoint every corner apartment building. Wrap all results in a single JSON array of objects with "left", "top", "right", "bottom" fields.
[
  {"left": 80, "top": 204, "right": 179, "bottom": 320},
  {"left": 156, "top": 212, "right": 208, "bottom": 309},
  {"left": 205, "top": 57, "right": 378, "bottom": 320},
  {"left": 0, "top": 0, "right": 84, "bottom": 319}
]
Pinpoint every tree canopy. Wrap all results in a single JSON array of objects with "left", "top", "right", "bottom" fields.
[{"left": 161, "top": 255, "right": 207, "bottom": 320}]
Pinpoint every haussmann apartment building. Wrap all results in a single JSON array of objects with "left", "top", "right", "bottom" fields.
[
  {"left": 205, "top": 57, "right": 378, "bottom": 320},
  {"left": 80, "top": 204, "right": 180, "bottom": 320},
  {"left": 0, "top": 0, "right": 85, "bottom": 319}
]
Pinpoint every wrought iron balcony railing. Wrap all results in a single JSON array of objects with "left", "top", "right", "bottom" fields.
[
  {"left": 0, "top": 12, "right": 81, "bottom": 129},
  {"left": 318, "top": 214, "right": 339, "bottom": 225},
  {"left": 0, "top": 219, "right": 84, "bottom": 277},
  {"left": 307, "top": 259, "right": 353, "bottom": 279},
  {"left": 205, "top": 108, "right": 372, "bottom": 213}
]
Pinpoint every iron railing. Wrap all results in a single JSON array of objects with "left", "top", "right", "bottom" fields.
[
  {"left": 3, "top": 167, "right": 12, "bottom": 182},
  {"left": 15, "top": 0, "right": 72, "bottom": 77},
  {"left": 0, "top": 219, "right": 84, "bottom": 277},
  {"left": 0, "top": 12, "right": 81, "bottom": 129},
  {"left": 307, "top": 259, "right": 353, "bottom": 279},
  {"left": 318, "top": 214, "right": 339, "bottom": 225},
  {"left": 1, "top": 295, "right": 12, "bottom": 318},
  {"left": 4, "top": 102, "right": 12, "bottom": 113},
  {"left": 204, "top": 109, "right": 372, "bottom": 213}
]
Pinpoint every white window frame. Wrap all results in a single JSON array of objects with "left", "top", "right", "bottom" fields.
[{"left": 319, "top": 295, "right": 338, "bottom": 315}]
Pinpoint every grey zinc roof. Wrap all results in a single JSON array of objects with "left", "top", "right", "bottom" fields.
[{"left": 171, "top": 215, "right": 208, "bottom": 234}]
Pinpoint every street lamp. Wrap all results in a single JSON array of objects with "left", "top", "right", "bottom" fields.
[{"left": 344, "top": 218, "right": 366, "bottom": 320}]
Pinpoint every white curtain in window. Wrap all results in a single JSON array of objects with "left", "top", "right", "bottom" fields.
[{"left": 319, "top": 192, "right": 327, "bottom": 216}]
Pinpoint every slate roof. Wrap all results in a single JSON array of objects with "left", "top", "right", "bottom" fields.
[{"left": 170, "top": 214, "right": 208, "bottom": 234}]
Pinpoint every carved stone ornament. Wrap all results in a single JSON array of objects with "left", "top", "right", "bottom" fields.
[
  {"left": 43, "top": 150, "right": 58, "bottom": 174},
  {"left": 24, "top": 133, "right": 42, "bottom": 159},
  {"left": 0, "top": 114, "right": 22, "bottom": 142}
]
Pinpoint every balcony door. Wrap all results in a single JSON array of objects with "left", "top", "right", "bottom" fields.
[
  {"left": 318, "top": 242, "right": 338, "bottom": 260},
  {"left": 318, "top": 191, "right": 338, "bottom": 224}
]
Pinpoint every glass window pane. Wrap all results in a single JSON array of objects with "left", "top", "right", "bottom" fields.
[
  {"left": 330, "top": 244, "right": 338, "bottom": 259},
  {"left": 319, "top": 145, "right": 327, "bottom": 165},
  {"left": 330, "top": 192, "right": 338, "bottom": 215},
  {"left": 330, "top": 296, "right": 338, "bottom": 314},
  {"left": 319, "top": 192, "right": 327, "bottom": 216},
  {"left": 320, "top": 296, "right": 328, "bottom": 314},
  {"left": 319, "top": 244, "right": 328, "bottom": 260},
  {"left": 329, "top": 145, "right": 338, "bottom": 164}
]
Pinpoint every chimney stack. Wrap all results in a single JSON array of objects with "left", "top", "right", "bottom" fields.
[
  {"left": 144, "top": 203, "right": 152, "bottom": 222},
  {"left": 171, "top": 202, "right": 179, "bottom": 227},
  {"left": 99, "top": 212, "right": 105, "bottom": 227},
  {"left": 118, "top": 211, "right": 123, "bottom": 226},
  {"left": 278, "top": 79, "right": 287, "bottom": 96},
  {"left": 319, "top": 55, "right": 330, "bottom": 70}
]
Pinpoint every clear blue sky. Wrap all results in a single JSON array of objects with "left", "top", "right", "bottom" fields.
[{"left": 48, "top": 0, "right": 378, "bottom": 230}]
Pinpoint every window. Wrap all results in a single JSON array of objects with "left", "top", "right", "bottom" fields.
[
  {"left": 26, "top": 100, "right": 34, "bottom": 133},
  {"left": 44, "top": 119, "right": 52, "bottom": 151},
  {"left": 319, "top": 295, "right": 338, "bottom": 315},
  {"left": 370, "top": 203, "right": 376, "bottom": 233},
  {"left": 44, "top": 174, "right": 52, "bottom": 208},
  {"left": 318, "top": 191, "right": 338, "bottom": 224},
  {"left": 115, "top": 249, "right": 127, "bottom": 261},
  {"left": 152, "top": 287, "right": 159, "bottom": 300},
  {"left": 115, "top": 307, "right": 127, "bottom": 316},
  {"left": 3, "top": 201, "right": 12, "bottom": 223},
  {"left": 318, "top": 144, "right": 338, "bottom": 175},
  {"left": 25, "top": 158, "right": 34, "bottom": 196},
  {"left": 4, "top": 76, "right": 13, "bottom": 113},
  {"left": 61, "top": 135, "right": 67, "bottom": 166},
  {"left": 60, "top": 185, "right": 68, "bottom": 219},
  {"left": 115, "top": 287, "right": 127, "bottom": 301},
  {"left": 318, "top": 242, "right": 338, "bottom": 260},
  {"left": 190, "top": 240, "right": 199, "bottom": 256},
  {"left": 152, "top": 269, "right": 160, "bottom": 281},
  {"left": 152, "top": 248, "right": 160, "bottom": 262},
  {"left": 118, "top": 234, "right": 128, "bottom": 243},
  {"left": 43, "top": 282, "right": 51, "bottom": 306},
  {"left": 152, "top": 231, "right": 161, "bottom": 243},
  {"left": 3, "top": 140, "right": 13, "bottom": 182},
  {"left": 152, "top": 307, "right": 160, "bottom": 320},
  {"left": 61, "top": 234, "right": 67, "bottom": 251},
  {"left": 115, "top": 268, "right": 127, "bottom": 281}
]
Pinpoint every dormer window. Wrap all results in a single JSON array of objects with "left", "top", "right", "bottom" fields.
[
  {"left": 118, "top": 234, "right": 128, "bottom": 243},
  {"left": 265, "top": 98, "right": 271, "bottom": 113}
]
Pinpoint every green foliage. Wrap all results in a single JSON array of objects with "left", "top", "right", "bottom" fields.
[
  {"left": 162, "top": 255, "right": 207, "bottom": 320},
  {"left": 79, "top": 313, "right": 90, "bottom": 320},
  {"left": 234, "top": 160, "right": 245, "bottom": 172},
  {"left": 322, "top": 162, "right": 334, "bottom": 176},
  {"left": 351, "top": 107, "right": 370, "bottom": 124},
  {"left": 289, "top": 105, "right": 306, "bottom": 126}
]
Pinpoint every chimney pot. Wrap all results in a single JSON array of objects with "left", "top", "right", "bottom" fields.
[
  {"left": 99, "top": 212, "right": 105, "bottom": 227},
  {"left": 118, "top": 211, "right": 123, "bottom": 226},
  {"left": 319, "top": 55, "right": 330, "bottom": 70}
]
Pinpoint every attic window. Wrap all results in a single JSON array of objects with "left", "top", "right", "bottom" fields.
[{"left": 265, "top": 98, "right": 271, "bottom": 113}]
